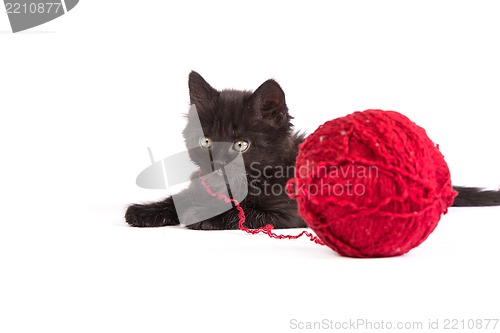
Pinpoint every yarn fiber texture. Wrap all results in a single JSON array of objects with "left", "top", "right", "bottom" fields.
[{"left": 288, "top": 109, "right": 457, "bottom": 258}]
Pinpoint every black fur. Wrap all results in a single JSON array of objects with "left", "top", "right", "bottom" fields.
[
  {"left": 125, "top": 72, "right": 500, "bottom": 230},
  {"left": 452, "top": 186, "right": 500, "bottom": 207},
  {"left": 126, "top": 71, "right": 306, "bottom": 230}
]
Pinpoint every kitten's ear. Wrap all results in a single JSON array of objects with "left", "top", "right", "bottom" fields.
[
  {"left": 188, "top": 71, "right": 218, "bottom": 109},
  {"left": 251, "top": 79, "right": 288, "bottom": 126}
]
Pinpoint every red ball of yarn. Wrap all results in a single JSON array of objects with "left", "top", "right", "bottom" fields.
[{"left": 288, "top": 110, "right": 457, "bottom": 258}]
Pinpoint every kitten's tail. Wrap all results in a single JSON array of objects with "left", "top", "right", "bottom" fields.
[{"left": 452, "top": 186, "right": 500, "bottom": 207}]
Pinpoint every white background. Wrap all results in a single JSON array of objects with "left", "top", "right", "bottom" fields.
[{"left": 1, "top": 1, "right": 499, "bottom": 332}]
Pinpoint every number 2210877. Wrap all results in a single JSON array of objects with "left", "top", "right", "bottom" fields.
[{"left": 5, "top": 2, "right": 63, "bottom": 14}]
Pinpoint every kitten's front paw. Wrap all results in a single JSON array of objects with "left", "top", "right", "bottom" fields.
[
  {"left": 125, "top": 202, "right": 178, "bottom": 228},
  {"left": 125, "top": 204, "right": 159, "bottom": 227}
]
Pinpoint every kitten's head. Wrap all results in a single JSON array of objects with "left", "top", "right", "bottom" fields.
[{"left": 183, "top": 71, "right": 295, "bottom": 175}]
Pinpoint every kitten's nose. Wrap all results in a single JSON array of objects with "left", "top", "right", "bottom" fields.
[{"left": 212, "top": 161, "right": 226, "bottom": 171}]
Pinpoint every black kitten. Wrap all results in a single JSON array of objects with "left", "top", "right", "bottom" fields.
[
  {"left": 125, "top": 71, "right": 307, "bottom": 230},
  {"left": 125, "top": 72, "right": 500, "bottom": 230}
]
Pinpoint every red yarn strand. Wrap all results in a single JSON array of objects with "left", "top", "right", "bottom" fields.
[{"left": 199, "top": 176, "right": 324, "bottom": 245}]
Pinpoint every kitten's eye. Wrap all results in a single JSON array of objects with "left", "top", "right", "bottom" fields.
[
  {"left": 199, "top": 137, "right": 213, "bottom": 149},
  {"left": 233, "top": 140, "right": 250, "bottom": 153}
]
